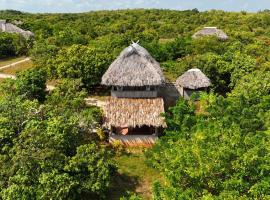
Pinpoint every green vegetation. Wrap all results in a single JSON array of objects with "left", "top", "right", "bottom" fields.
[
  {"left": 0, "top": 32, "right": 32, "bottom": 58},
  {"left": 0, "top": 72, "right": 115, "bottom": 199},
  {"left": 146, "top": 72, "right": 270, "bottom": 199},
  {"left": 0, "top": 8, "right": 269, "bottom": 199},
  {"left": 0, "top": 9, "right": 269, "bottom": 91}
]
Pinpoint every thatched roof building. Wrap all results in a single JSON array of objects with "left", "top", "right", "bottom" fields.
[
  {"left": 176, "top": 68, "right": 211, "bottom": 90},
  {"left": 176, "top": 68, "right": 211, "bottom": 100},
  {"left": 102, "top": 42, "right": 165, "bottom": 87},
  {"left": 0, "top": 19, "right": 34, "bottom": 38},
  {"left": 192, "top": 27, "right": 228, "bottom": 40},
  {"left": 104, "top": 97, "right": 166, "bottom": 128}
]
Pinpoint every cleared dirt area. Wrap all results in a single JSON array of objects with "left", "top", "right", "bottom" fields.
[{"left": 0, "top": 59, "right": 34, "bottom": 75}]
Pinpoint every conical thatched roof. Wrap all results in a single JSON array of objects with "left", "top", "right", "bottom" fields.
[
  {"left": 102, "top": 42, "right": 165, "bottom": 86},
  {"left": 176, "top": 68, "right": 211, "bottom": 89},
  {"left": 192, "top": 27, "right": 228, "bottom": 40}
]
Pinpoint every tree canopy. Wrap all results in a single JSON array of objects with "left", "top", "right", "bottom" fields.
[
  {"left": 0, "top": 73, "right": 115, "bottom": 199},
  {"left": 0, "top": 9, "right": 270, "bottom": 199}
]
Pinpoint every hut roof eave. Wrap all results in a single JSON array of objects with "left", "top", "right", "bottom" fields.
[{"left": 104, "top": 97, "right": 166, "bottom": 128}]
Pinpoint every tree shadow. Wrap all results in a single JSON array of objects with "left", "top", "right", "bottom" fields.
[{"left": 107, "top": 171, "right": 140, "bottom": 199}]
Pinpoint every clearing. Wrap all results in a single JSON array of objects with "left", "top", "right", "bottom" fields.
[{"left": 108, "top": 148, "right": 165, "bottom": 199}]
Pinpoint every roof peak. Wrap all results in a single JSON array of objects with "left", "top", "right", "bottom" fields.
[
  {"left": 188, "top": 68, "right": 201, "bottom": 72},
  {"left": 102, "top": 42, "right": 165, "bottom": 87},
  {"left": 204, "top": 26, "right": 218, "bottom": 29}
]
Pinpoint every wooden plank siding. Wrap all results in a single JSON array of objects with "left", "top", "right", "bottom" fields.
[{"left": 109, "top": 135, "right": 158, "bottom": 147}]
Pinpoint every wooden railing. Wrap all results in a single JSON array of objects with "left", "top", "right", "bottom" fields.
[
  {"left": 109, "top": 135, "right": 158, "bottom": 147},
  {"left": 111, "top": 90, "right": 158, "bottom": 98}
]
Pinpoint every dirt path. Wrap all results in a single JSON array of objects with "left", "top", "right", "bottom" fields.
[{"left": 0, "top": 57, "right": 31, "bottom": 71}]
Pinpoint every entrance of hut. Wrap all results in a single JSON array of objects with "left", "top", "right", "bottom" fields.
[
  {"left": 113, "top": 126, "right": 157, "bottom": 136},
  {"left": 129, "top": 126, "right": 156, "bottom": 135}
]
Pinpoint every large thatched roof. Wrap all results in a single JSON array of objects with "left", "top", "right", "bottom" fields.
[
  {"left": 0, "top": 19, "right": 34, "bottom": 38},
  {"left": 104, "top": 97, "right": 166, "bottom": 128},
  {"left": 102, "top": 42, "right": 165, "bottom": 86},
  {"left": 176, "top": 68, "right": 211, "bottom": 89},
  {"left": 192, "top": 27, "right": 228, "bottom": 40}
]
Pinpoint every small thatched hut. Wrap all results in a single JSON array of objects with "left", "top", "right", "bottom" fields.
[
  {"left": 176, "top": 68, "right": 211, "bottom": 100},
  {"left": 0, "top": 19, "right": 34, "bottom": 38},
  {"left": 192, "top": 27, "right": 228, "bottom": 40},
  {"left": 102, "top": 42, "right": 166, "bottom": 146}
]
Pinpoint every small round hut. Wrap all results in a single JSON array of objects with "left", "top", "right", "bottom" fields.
[
  {"left": 176, "top": 68, "right": 211, "bottom": 100},
  {"left": 102, "top": 42, "right": 166, "bottom": 146},
  {"left": 192, "top": 27, "right": 228, "bottom": 40}
]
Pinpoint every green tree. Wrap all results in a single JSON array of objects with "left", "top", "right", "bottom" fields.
[
  {"left": 45, "top": 45, "right": 113, "bottom": 89},
  {"left": 15, "top": 69, "right": 47, "bottom": 102},
  {"left": 0, "top": 78, "right": 115, "bottom": 200},
  {"left": 147, "top": 88, "right": 270, "bottom": 199}
]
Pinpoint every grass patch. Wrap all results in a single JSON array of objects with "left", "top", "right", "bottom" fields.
[
  {"left": 0, "top": 56, "right": 27, "bottom": 67},
  {"left": 108, "top": 148, "right": 164, "bottom": 200},
  {"left": 159, "top": 38, "right": 174, "bottom": 44},
  {"left": 0, "top": 60, "right": 34, "bottom": 75}
]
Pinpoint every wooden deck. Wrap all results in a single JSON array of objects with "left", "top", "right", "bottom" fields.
[{"left": 109, "top": 135, "right": 158, "bottom": 147}]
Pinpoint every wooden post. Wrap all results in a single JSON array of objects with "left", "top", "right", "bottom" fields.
[{"left": 181, "top": 87, "right": 185, "bottom": 98}]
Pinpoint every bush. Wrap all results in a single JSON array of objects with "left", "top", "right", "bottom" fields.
[{"left": 15, "top": 69, "right": 47, "bottom": 102}]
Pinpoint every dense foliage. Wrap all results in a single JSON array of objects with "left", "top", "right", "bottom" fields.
[
  {"left": 0, "top": 9, "right": 270, "bottom": 199},
  {"left": 147, "top": 71, "right": 270, "bottom": 199},
  {"left": 1, "top": 9, "right": 270, "bottom": 91},
  {"left": 0, "top": 70, "right": 115, "bottom": 199},
  {"left": 0, "top": 32, "right": 31, "bottom": 58}
]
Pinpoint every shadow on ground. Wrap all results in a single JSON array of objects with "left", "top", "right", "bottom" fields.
[{"left": 107, "top": 171, "right": 140, "bottom": 199}]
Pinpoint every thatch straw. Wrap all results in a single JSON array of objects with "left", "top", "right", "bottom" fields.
[
  {"left": 102, "top": 42, "right": 165, "bottom": 86},
  {"left": 104, "top": 97, "right": 166, "bottom": 128},
  {"left": 176, "top": 68, "right": 211, "bottom": 89},
  {"left": 0, "top": 19, "right": 34, "bottom": 38},
  {"left": 192, "top": 27, "right": 228, "bottom": 40}
]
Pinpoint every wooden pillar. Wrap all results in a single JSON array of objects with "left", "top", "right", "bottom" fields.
[
  {"left": 110, "top": 125, "right": 113, "bottom": 135},
  {"left": 181, "top": 87, "right": 185, "bottom": 98}
]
